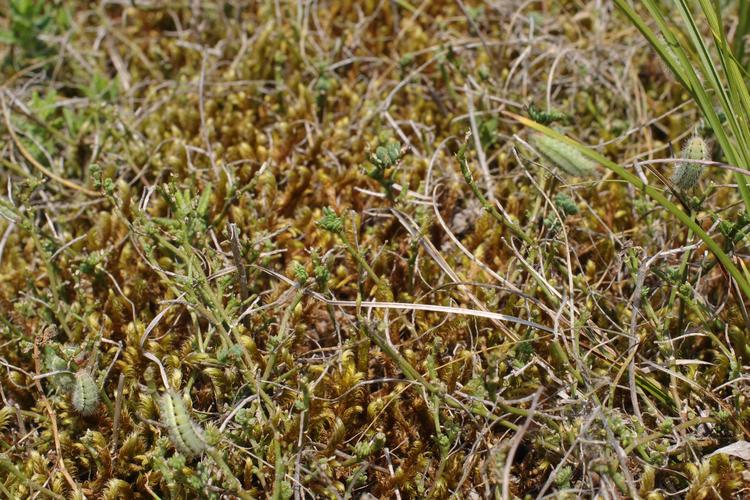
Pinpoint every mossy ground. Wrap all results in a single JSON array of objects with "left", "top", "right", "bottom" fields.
[{"left": 1, "top": 1, "right": 750, "bottom": 498}]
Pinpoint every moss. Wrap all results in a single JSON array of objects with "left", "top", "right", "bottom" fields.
[{"left": 1, "top": 1, "right": 750, "bottom": 498}]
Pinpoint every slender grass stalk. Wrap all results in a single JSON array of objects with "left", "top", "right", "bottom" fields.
[
  {"left": 261, "top": 289, "right": 304, "bottom": 385},
  {"left": 734, "top": 0, "right": 750, "bottom": 68},
  {"left": 456, "top": 141, "right": 534, "bottom": 245}
]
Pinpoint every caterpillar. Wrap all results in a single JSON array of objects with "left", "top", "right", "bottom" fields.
[
  {"left": 532, "top": 134, "right": 597, "bottom": 177},
  {"left": 672, "top": 136, "right": 708, "bottom": 191},
  {"left": 72, "top": 370, "right": 99, "bottom": 416},
  {"left": 159, "top": 390, "right": 207, "bottom": 458}
]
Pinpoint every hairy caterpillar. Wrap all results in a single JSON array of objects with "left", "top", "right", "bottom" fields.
[
  {"left": 532, "top": 134, "right": 597, "bottom": 177},
  {"left": 159, "top": 390, "right": 207, "bottom": 458},
  {"left": 72, "top": 370, "right": 99, "bottom": 416},
  {"left": 672, "top": 136, "right": 708, "bottom": 191}
]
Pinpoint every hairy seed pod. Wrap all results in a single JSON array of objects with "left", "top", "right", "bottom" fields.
[
  {"left": 532, "top": 134, "right": 597, "bottom": 177},
  {"left": 672, "top": 136, "right": 708, "bottom": 191},
  {"left": 159, "top": 390, "right": 207, "bottom": 458},
  {"left": 72, "top": 370, "right": 99, "bottom": 416}
]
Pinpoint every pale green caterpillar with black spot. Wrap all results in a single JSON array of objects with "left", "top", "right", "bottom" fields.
[
  {"left": 531, "top": 134, "right": 597, "bottom": 177},
  {"left": 159, "top": 389, "right": 207, "bottom": 458},
  {"left": 672, "top": 136, "right": 708, "bottom": 191},
  {"left": 72, "top": 370, "right": 99, "bottom": 416},
  {"left": 143, "top": 353, "right": 249, "bottom": 498}
]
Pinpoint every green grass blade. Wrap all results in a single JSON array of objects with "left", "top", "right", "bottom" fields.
[
  {"left": 616, "top": 0, "right": 728, "bottom": 161},
  {"left": 734, "top": 0, "right": 750, "bottom": 67},
  {"left": 616, "top": 0, "right": 750, "bottom": 214},
  {"left": 509, "top": 111, "right": 750, "bottom": 301},
  {"left": 614, "top": 0, "right": 689, "bottom": 88},
  {"left": 699, "top": 0, "right": 750, "bottom": 210}
]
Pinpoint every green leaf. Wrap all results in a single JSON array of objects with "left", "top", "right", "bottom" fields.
[{"left": 508, "top": 110, "right": 750, "bottom": 301}]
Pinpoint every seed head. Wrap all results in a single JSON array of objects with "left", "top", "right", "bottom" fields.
[
  {"left": 291, "top": 261, "right": 308, "bottom": 284},
  {"left": 318, "top": 206, "right": 343, "bottom": 234}
]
